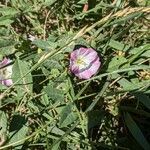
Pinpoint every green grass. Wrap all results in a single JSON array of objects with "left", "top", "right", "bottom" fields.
[{"left": 0, "top": 0, "right": 150, "bottom": 149}]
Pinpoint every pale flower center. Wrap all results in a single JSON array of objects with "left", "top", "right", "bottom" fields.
[
  {"left": 76, "top": 58, "right": 85, "bottom": 65},
  {"left": 75, "top": 56, "right": 88, "bottom": 69}
]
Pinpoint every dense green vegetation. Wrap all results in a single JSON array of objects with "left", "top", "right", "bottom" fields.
[{"left": 0, "top": 0, "right": 150, "bottom": 149}]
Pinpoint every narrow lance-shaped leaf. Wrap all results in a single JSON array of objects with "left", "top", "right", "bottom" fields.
[
  {"left": 124, "top": 112, "right": 150, "bottom": 150},
  {"left": 134, "top": 93, "right": 150, "bottom": 110}
]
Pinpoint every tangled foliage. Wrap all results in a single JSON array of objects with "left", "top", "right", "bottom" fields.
[{"left": 0, "top": 0, "right": 150, "bottom": 149}]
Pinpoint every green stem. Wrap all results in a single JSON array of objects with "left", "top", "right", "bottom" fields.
[
  {"left": 78, "top": 65, "right": 150, "bottom": 84},
  {"left": 85, "top": 77, "right": 110, "bottom": 112}
]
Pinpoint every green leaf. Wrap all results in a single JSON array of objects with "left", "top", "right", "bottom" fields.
[
  {"left": 60, "top": 112, "right": 78, "bottom": 128},
  {"left": 77, "top": 0, "right": 87, "bottom": 4},
  {"left": 141, "top": 50, "right": 150, "bottom": 57},
  {"left": 124, "top": 112, "right": 150, "bottom": 150},
  {"left": 0, "top": 39, "right": 16, "bottom": 48},
  {"left": 9, "top": 115, "right": 28, "bottom": 149},
  {"left": 108, "top": 11, "right": 142, "bottom": 26},
  {"left": 48, "top": 126, "right": 65, "bottom": 136},
  {"left": 0, "top": 84, "right": 7, "bottom": 90},
  {"left": 12, "top": 58, "right": 33, "bottom": 96},
  {"left": 107, "top": 56, "right": 127, "bottom": 72},
  {"left": 108, "top": 39, "right": 130, "bottom": 51},
  {"left": 51, "top": 121, "right": 79, "bottom": 149},
  {"left": 27, "top": 101, "right": 40, "bottom": 113},
  {"left": 41, "top": 93, "right": 49, "bottom": 106},
  {"left": 134, "top": 93, "right": 150, "bottom": 110},
  {"left": 44, "top": 84, "right": 64, "bottom": 103},
  {"left": 0, "top": 7, "right": 19, "bottom": 16},
  {"left": 129, "top": 44, "right": 150, "bottom": 55},
  {"left": 51, "top": 141, "right": 61, "bottom": 150},
  {"left": 0, "top": 16, "right": 14, "bottom": 26},
  {"left": 59, "top": 103, "right": 78, "bottom": 128},
  {"left": 32, "top": 39, "right": 57, "bottom": 50},
  {"left": 43, "top": 57, "right": 63, "bottom": 70},
  {"left": 118, "top": 78, "right": 135, "bottom": 89},
  {"left": 43, "top": 0, "right": 57, "bottom": 6},
  {"left": 0, "top": 111, "right": 7, "bottom": 146},
  {"left": 87, "top": 110, "right": 104, "bottom": 129},
  {"left": 118, "top": 78, "right": 150, "bottom": 91},
  {"left": 0, "top": 111, "right": 7, "bottom": 133},
  {"left": 0, "top": 39, "right": 16, "bottom": 55},
  {"left": 128, "top": 44, "right": 150, "bottom": 64}
]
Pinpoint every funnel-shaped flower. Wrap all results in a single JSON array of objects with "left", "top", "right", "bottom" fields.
[
  {"left": 0, "top": 58, "right": 13, "bottom": 86},
  {"left": 69, "top": 47, "right": 101, "bottom": 79}
]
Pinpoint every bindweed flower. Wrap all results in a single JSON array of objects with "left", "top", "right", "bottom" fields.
[
  {"left": 0, "top": 58, "right": 13, "bottom": 86},
  {"left": 69, "top": 47, "right": 101, "bottom": 79}
]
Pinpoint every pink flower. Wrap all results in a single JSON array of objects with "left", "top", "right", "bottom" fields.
[
  {"left": 69, "top": 47, "right": 101, "bottom": 79},
  {"left": 0, "top": 58, "right": 13, "bottom": 86}
]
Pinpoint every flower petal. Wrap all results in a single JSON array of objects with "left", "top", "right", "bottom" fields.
[
  {"left": 0, "top": 58, "right": 8, "bottom": 67},
  {"left": 0, "top": 58, "right": 13, "bottom": 86},
  {"left": 3, "top": 79, "right": 13, "bottom": 86},
  {"left": 74, "top": 59, "right": 100, "bottom": 79},
  {"left": 75, "top": 69, "right": 92, "bottom": 79},
  {"left": 79, "top": 48, "right": 98, "bottom": 63},
  {"left": 88, "top": 57, "right": 101, "bottom": 75},
  {"left": 70, "top": 50, "right": 79, "bottom": 60},
  {"left": 70, "top": 63, "right": 79, "bottom": 74},
  {"left": 69, "top": 47, "right": 101, "bottom": 79}
]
